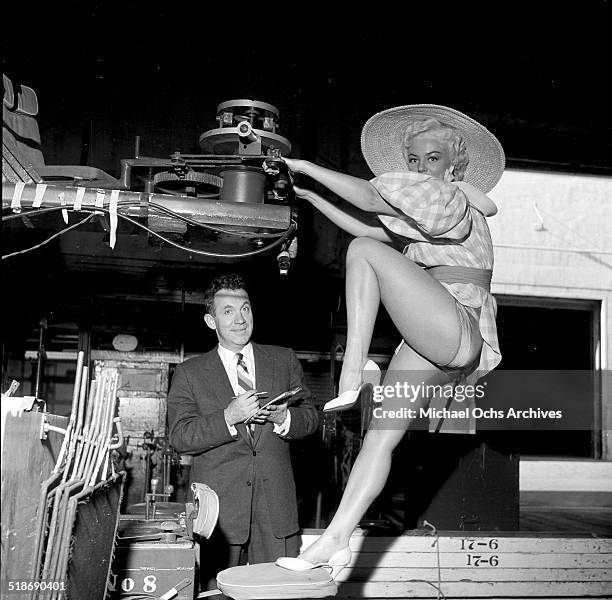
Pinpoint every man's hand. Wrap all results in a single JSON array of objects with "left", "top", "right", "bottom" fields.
[
  {"left": 224, "top": 390, "right": 260, "bottom": 426},
  {"left": 263, "top": 402, "right": 288, "bottom": 426}
]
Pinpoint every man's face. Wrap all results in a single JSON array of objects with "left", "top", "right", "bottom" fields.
[{"left": 204, "top": 288, "right": 253, "bottom": 351}]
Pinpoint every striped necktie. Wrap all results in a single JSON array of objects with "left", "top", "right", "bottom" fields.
[
  {"left": 236, "top": 353, "right": 255, "bottom": 437},
  {"left": 236, "top": 353, "right": 254, "bottom": 392}
]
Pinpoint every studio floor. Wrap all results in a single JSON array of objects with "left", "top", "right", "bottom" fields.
[{"left": 520, "top": 506, "right": 612, "bottom": 537}]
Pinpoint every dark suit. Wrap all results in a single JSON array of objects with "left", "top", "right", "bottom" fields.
[{"left": 167, "top": 342, "right": 318, "bottom": 575}]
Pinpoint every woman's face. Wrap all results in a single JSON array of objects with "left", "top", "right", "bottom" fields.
[{"left": 404, "top": 133, "right": 454, "bottom": 180}]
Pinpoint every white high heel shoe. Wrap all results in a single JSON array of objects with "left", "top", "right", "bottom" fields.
[
  {"left": 323, "top": 383, "right": 371, "bottom": 412},
  {"left": 323, "top": 360, "right": 381, "bottom": 412},
  {"left": 275, "top": 546, "right": 352, "bottom": 579}
]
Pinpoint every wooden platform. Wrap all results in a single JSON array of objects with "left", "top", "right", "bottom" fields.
[{"left": 301, "top": 530, "right": 612, "bottom": 599}]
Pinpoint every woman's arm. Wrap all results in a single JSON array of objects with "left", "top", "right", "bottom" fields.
[
  {"left": 296, "top": 186, "right": 393, "bottom": 242},
  {"left": 452, "top": 180, "right": 498, "bottom": 216},
  {"left": 285, "top": 158, "right": 394, "bottom": 214}
]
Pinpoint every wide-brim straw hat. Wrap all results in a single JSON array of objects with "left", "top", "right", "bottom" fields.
[{"left": 361, "top": 104, "right": 505, "bottom": 193}]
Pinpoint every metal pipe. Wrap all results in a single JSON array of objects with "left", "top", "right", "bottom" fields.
[
  {"left": 53, "top": 351, "right": 84, "bottom": 473},
  {"left": 44, "top": 424, "right": 68, "bottom": 436},
  {"left": 108, "top": 417, "right": 124, "bottom": 450},
  {"left": 143, "top": 448, "right": 152, "bottom": 503},
  {"left": 34, "top": 318, "right": 47, "bottom": 400},
  {"left": 3, "top": 182, "right": 291, "bottom": 230}
]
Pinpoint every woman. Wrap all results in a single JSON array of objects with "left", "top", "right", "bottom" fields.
[{"left": 276, "top": 104, "right": 504, "bottom": 577}]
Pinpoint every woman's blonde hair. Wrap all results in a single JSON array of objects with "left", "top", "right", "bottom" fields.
[{"left": 401, "top": 117, "right": 469, "bottom": 180}]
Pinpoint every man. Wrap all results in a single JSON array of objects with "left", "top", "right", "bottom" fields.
[{"left": 167, "top": 273, "right": 319, "bottom": 588}]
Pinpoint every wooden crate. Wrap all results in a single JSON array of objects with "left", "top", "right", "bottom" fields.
[
  {"left": 110, "top": 541, "right": 195, "bottom": 600},
  {"left": 1, "top": 410, "right": 68, "bottom": 591},
  {"left": 301, "top": 530, "right": 612, "bottom": 598}
]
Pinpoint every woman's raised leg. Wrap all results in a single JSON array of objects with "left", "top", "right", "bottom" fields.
[{"left": 338, "top": 236, "right": 463, "bottom": 395}]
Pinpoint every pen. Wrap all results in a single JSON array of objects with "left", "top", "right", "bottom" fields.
[{"left": 232, "top": 391, "right": 268, "bottom": 399}]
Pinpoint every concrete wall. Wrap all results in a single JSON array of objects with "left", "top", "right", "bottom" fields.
[{"left": 489, "top": 169, "right": 612, "bottom": 457}]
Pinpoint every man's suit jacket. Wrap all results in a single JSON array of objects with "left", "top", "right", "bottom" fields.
[{"left": 167, "top": 343, "right": 319, "bottom": 544}]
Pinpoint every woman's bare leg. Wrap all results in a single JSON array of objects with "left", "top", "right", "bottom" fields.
[
  {"left": 338, "top": 238, "right": 381, "bottom": 394},
  {"left": 301, "top": 345, "right": 448, "bottom": 563},
  {"left": 339, "top": 236, "right": 463, "bottom": 395},
  {"left": 300, "top": 237, "right": 483, "bottom": 564}
]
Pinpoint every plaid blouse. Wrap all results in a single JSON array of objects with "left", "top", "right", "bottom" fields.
[{"left": 371, "top": 171, "right": 501, "bottom": 379}]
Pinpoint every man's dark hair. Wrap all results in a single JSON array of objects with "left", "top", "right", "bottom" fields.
[{"left": 203, "top": 273, "right": 249, "bottom": 315}]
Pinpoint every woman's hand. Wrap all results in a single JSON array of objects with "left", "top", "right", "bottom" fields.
[
  {"left": 292, "top": 184, "right": 316, "bottom": 203},
  {"left": 282, "top": 157, "right": 309, "bottom": 175}
]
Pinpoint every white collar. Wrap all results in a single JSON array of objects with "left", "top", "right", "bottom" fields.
[{"left": 217, "top": 341, "right": 254, "bottom": 365}]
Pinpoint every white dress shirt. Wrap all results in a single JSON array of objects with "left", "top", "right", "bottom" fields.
[{"left": 217, "top": 342, "right": 291, "bottom": 436}]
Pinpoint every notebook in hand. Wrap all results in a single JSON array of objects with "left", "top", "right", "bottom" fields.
[{"left": 245, "top": 386, "right": 303, "bottom": 423}]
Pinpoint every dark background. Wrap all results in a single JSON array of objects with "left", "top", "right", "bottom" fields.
[
  {"left": 1, "top": 5, "right": 607, "bottom": 537},
  {"left": 3, "top": 2, "right": 611, "bottom": 175},
  {"left": 2, "top": 3, "right": 609, "bottom": 405}
]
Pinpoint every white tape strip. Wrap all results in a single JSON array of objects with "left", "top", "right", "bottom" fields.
[
  {"left": 95, "top": 189, "right": 105, "bottom": 215},
  {"left": 74, "top": 187, "right": 86, "bottom": 211},
  {"left": 11, "top": 182, "right": 25, "bottom": 212},
  {"left": 58, "top": 192, "right": 68, "bottom": 224},
  {"left": 109, "top": 189, "right": 119, "bottom": 249},
  {"left": 33, "top": 183, "right": 47, "bottom": 208}
]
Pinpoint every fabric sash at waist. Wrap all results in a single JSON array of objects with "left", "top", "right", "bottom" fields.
[{"left": 426, "top": 265, "right": 492, "bottom": 291}]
